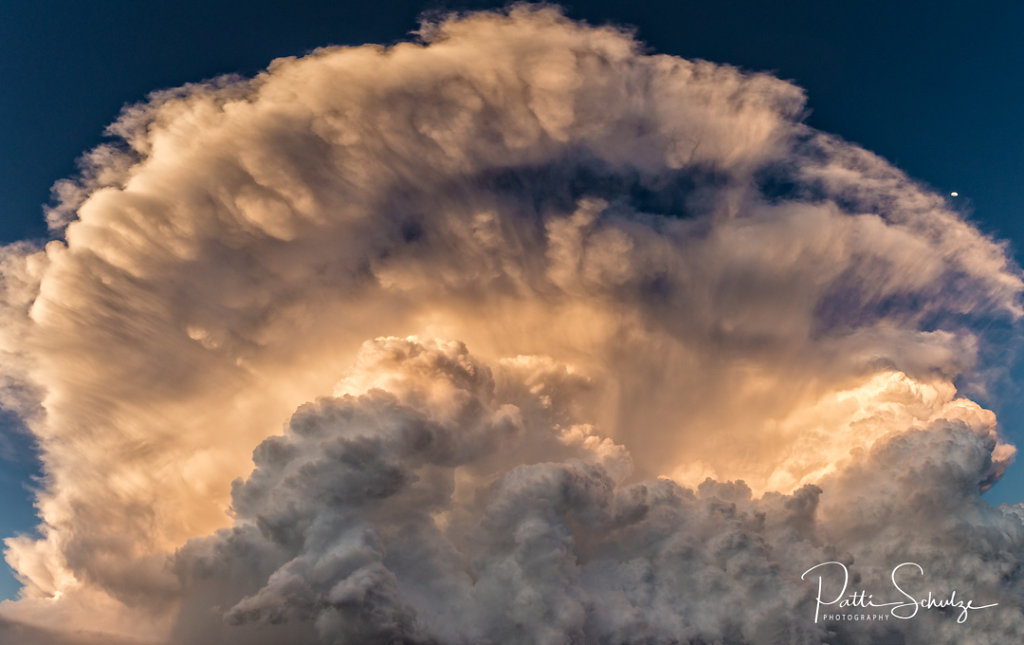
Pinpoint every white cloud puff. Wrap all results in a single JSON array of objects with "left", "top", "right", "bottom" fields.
[{"left": 0, "top": 5, "right": 1021, "bottom": 643}]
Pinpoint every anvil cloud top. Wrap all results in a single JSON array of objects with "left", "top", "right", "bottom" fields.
[{"left": 0, "top": 6, "right": 1022, "bottom": 644}]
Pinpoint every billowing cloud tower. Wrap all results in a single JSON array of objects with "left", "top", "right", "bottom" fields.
[{"left": 1, "top": 6, "right": 1022, "bottom": 644}]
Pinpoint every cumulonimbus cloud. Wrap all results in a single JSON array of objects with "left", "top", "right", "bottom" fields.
[{"left": 0, "top": 5, "right": 1022, "bottom": 643}]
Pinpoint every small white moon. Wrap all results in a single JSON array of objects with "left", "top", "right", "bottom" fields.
[{"left": 950, "top": 191, "right": 959, "bottom": 197}]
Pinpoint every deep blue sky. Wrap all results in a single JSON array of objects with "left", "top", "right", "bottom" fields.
[{"left": 1, "top": 0, "right": 1022, "bottom": 600}]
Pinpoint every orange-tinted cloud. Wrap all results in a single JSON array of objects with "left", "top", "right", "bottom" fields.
[{"left": 0, "top": 6, "right": 1021, "bottom": 643}]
